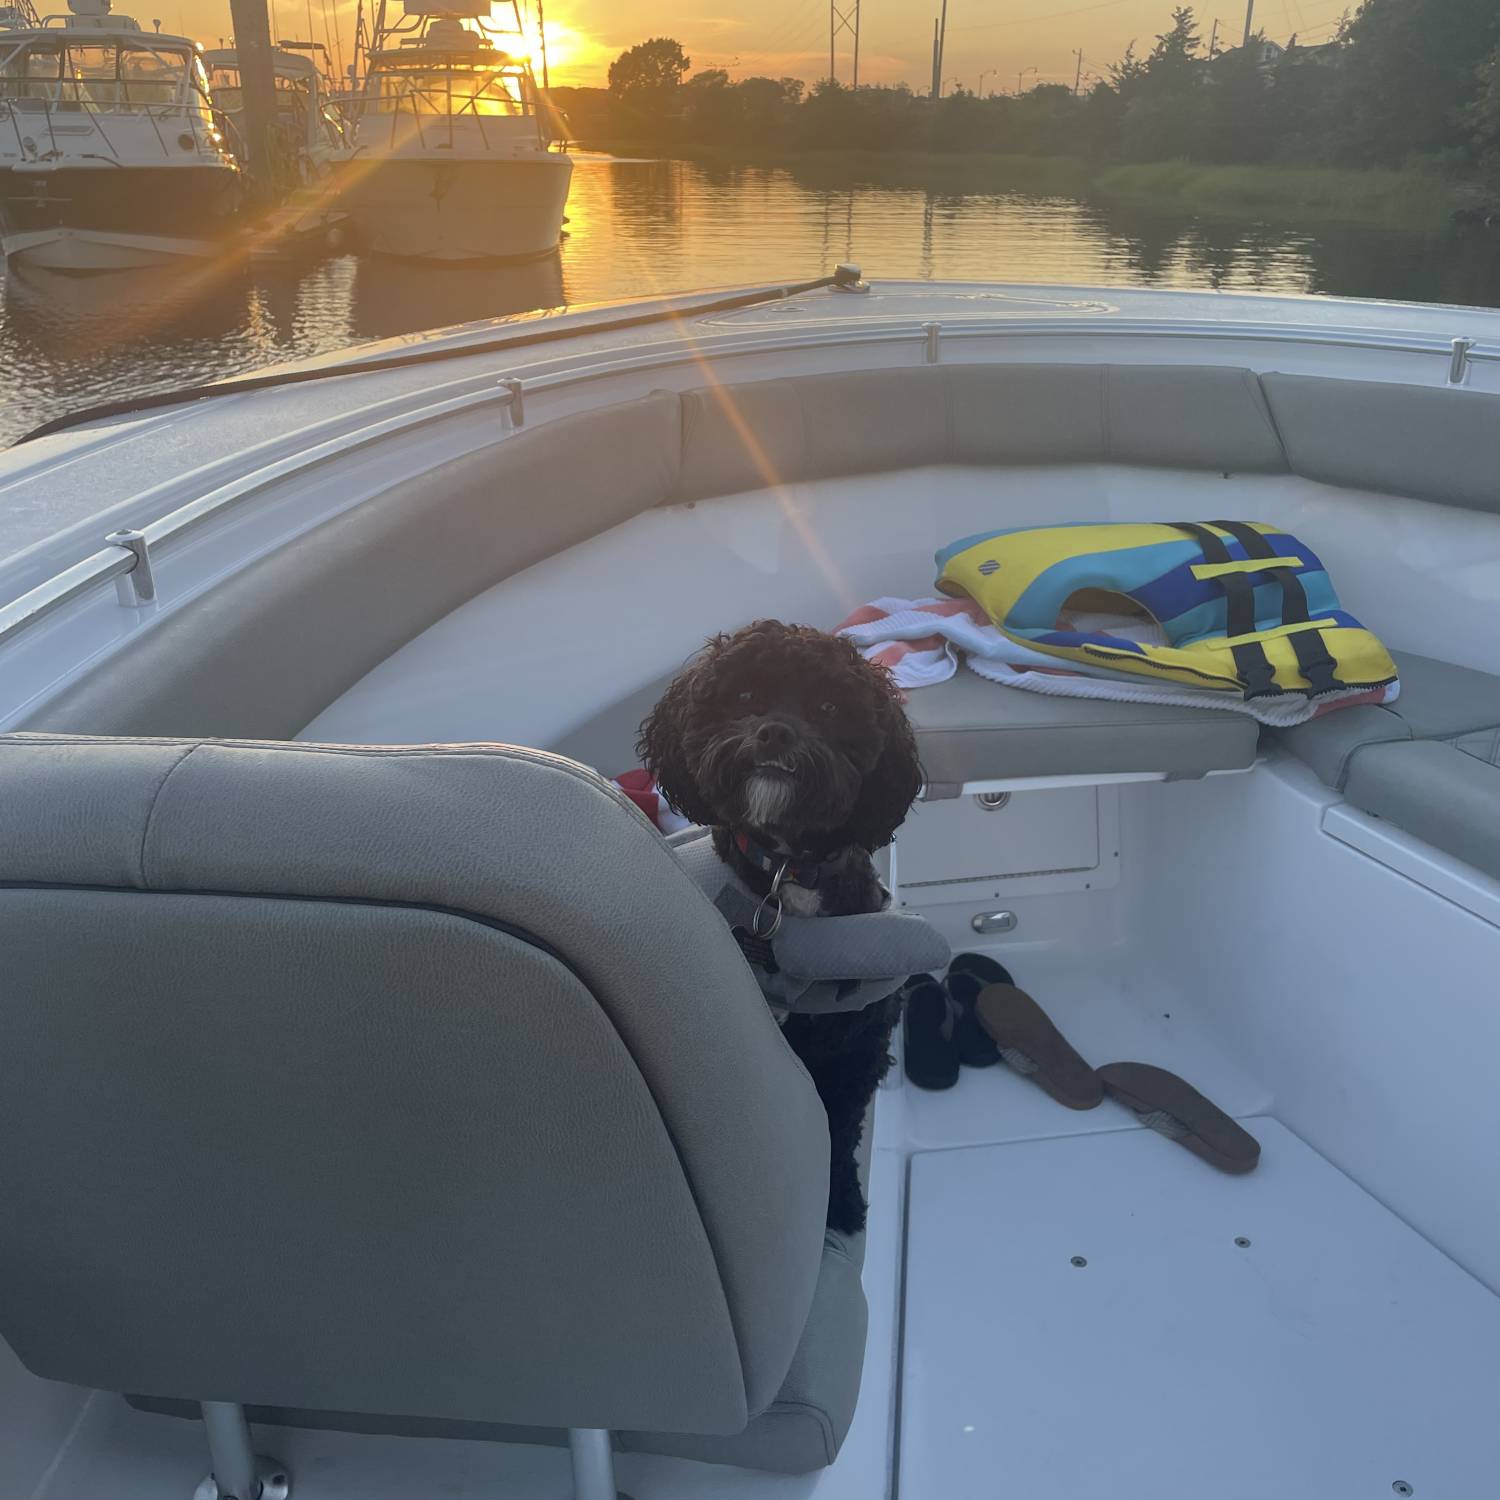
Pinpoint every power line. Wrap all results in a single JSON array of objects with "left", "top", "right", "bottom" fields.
[
  {"left": 731, "top": 0, "right": 822, "bottom": 74},
  {"left": 741, "top": 0, "right": 817, "bottom": 60},
  {"left": 1292, "top": 18, "right": 1345, "bottom": 39},
  {"left": 950, "top": 0, "right": 1142, "bottom": 35}
]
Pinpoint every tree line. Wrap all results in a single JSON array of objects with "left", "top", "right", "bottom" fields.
[{"left": 550, "top": 1, "right": 1500, "bottom": 178}]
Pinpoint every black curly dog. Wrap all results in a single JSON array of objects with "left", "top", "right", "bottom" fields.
[{"left": 638, "top": 620, "right": 923, "bottom": 1234}]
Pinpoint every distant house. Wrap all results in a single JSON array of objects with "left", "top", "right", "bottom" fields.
[
  {"left": 1208, "top": 37, "right": 1286, "bottom": 74},
  {"left": 1287, "top": 40, "right": 1343, "bottom": 69}
]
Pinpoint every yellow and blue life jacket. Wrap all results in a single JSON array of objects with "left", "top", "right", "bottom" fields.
[{"left": 936, "top": 520, "right": 1398, "bottom": 701}]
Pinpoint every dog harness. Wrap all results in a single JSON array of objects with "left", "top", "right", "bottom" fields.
[
  {"left": 731, "top": 830, "right": 864, "bottom": 892},
  {"left": 937, "top": 519, "right": 1397, "bottom": 701}
]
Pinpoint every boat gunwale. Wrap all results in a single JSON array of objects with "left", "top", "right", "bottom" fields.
[{"left": 0, "top": 305, "right": 1495, "bottom": 654}]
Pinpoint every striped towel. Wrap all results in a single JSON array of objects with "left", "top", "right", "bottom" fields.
[
  {"left": 835, "top": 596, "right": 1398, "bottom": 728},
  {"left": 613, "top": 769, "right": 694, "bottom": 834}
]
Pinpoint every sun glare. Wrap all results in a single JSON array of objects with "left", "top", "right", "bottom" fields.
[{"left": 513, "top": 14, "right": 602, "bottom": 86}]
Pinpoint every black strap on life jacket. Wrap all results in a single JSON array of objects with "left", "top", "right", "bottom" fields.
[
  {"left": 1210, "top": 520, "right": 1342, "bottom": 697},
  {"left": 1169, "top": 522, "right": 1281, "bottom": 699}
]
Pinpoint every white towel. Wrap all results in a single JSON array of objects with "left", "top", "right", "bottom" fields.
[{"left": 835, "top": 596, "right": 1399, "bottom": 728}]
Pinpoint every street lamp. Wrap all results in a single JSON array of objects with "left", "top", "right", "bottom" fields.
[
  {"left": 1017, "top": 64, "right": 1038, "bottom": 94},
  {"left": 978, "top": 66, "right": 997, "bottom": 96}
]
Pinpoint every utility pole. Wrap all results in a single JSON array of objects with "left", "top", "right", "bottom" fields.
[
  {"left": 1072, "top": 47, "right": 1084, "bottom": 94},
  {"left": 828, "top": 0, "right": 859, "bottom": 86},
  {"left": 930, "top": 18, "right": 939, "bottom": 99},
  {"left": 1208, "top": 17, "right": 1220, "bottom": 56},
  {"left": 226, "top": 0, "right": 280, "bottom": 193},
  {"left": 1242, "top": 0, "right": 1255, "bottom": 47},
  {"left": 933, "top": 0, "right": 948, "bottom": 98}
]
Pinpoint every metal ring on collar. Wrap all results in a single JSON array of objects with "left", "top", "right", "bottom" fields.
[{"left": 750, "top": 861, "right": 789, "bottom": 939}]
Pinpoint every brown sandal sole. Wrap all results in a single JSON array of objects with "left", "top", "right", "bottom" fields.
[
  {"left": 1097, "top": 1061, "right": 1261, "bottom": 1174},
  {"left": 975, "top": 984, "right": 1104, "bottom": 1110}
]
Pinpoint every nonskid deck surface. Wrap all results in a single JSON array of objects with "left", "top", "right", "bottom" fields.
[
  {"left": 29, "top": 957, "right": 1500, "bottom": 1500},
  {"left": 902, "top": 1120, "right": 1500, "bottom": 1500}
]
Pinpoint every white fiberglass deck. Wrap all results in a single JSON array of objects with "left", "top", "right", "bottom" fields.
[{"left": 904, "top": 1120, "right": 1500, "bottom": 1500}]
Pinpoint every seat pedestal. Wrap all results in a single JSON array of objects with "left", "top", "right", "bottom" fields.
[
  {"left": 569, "top": 1427, "right": 632, "bottom": 1500},
  {"left": 192, "top": 1402, "right": 290, "bottom": 1500}
]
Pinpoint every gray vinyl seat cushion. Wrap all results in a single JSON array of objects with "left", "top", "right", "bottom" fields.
[
  {"left": 1261, "top": 372, "right": 1500, "bottom": 513},
  {"left": 674, "top": 362, "right": 1288, "bottom": 500},
  {"left": 551, "top": 663, "right": 1260, "bottom": 796},
  {"left": 0, "top": 734, "right": 867, "bottom": 1474},
  {"left": 903, "top": 666, "right": 1259, "bottom": 792},
  {"left": 1273, "top": 651, "right": 1500, "bottom": 790},
  {"left": 1343, "top": 738, "right": 1500, "bottom": 883},
  {"left": 1273, "top": 651, "right": 1500, "bottom": 883}
]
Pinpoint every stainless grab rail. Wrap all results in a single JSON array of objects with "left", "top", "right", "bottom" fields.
[
  {"left": 0, "top": 374, "right": 526, "bottom": 647},
  {"left": 0, "top": 314, "right": 1491, "bottom": 651}
]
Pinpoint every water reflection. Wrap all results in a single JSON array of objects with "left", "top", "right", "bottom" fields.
[
  {"left": 4, "top": 154, "right": 1499, "bottom": 445},
  {"left": 347, "top": 253, "right": 564, "bottom": 341}
]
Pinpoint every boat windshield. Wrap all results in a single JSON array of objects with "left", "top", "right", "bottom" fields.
[
  {"left": 0, "top": 38, "right": 202, "bottom": 112},
  {"left": 208, "top": 65, "right": 312, "bottom": 120},
  {"left": 364, "top": 58, "right": 529, "bottom": 116}
]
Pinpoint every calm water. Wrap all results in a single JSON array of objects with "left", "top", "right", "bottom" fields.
[{"left": 4, "top": 154, "right": 1500, "bottom": 446}]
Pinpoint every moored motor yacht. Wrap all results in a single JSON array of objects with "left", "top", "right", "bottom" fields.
[
  {"left": 203, "top": 42, "right": 345, "bottom": 184},
  {"left": 0, "top": 274, "right": 1498, "bottom": 1500},
  {"left": 331, "top": 0, "right": 570, "bottom": 262},
  {"left": 0, "top": 0, "right": 239, "bottom": 272}
]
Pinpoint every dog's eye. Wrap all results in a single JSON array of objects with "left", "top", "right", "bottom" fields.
[{"left": 818, "top": 700, "right": 839, "bottom": 716}]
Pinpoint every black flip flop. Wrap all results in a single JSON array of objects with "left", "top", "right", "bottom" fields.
[
  {"left": 902, "top": 974, "right": 959, "bottom": 1091},
  {"left": 975, "top": 983, "right": 1104, "bottom": 1110},
  {"left": 1097, "top": 1062, "right": 1261, "bottom": 1174},
  {"left": 944, "top": 953, "right": 1012, "bottom": 1068}
]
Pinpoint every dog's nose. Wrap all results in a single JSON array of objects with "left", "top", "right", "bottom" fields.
[{"left": 755, "top": 720, "right": 794, "bottom": 751}]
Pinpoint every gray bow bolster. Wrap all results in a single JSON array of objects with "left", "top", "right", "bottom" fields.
[
  {"left": 666, "top": 828, "right": 950, "bottom": 1014},
  {"left": 763, "top": 910, "right": 952, "bottom": 1014}
]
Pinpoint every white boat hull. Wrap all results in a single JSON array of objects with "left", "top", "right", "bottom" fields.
[
  {"left": 333, "top": 153, "right": 572, "bottom": 262},
  {"left": 1, "top": 226, "right": 225, "bottom": 273}
]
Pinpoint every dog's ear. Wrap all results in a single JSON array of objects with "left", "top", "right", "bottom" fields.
[
  {"left": 635, "top": 647, "right": 719, "bottom": 829},
  {"left": 845, "top": 684, "right": 924, "bottom": 851}
]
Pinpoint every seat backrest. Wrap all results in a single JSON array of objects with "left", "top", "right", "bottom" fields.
[{"left": 0, "top": 735, "right": 830, "bottom": 1436}]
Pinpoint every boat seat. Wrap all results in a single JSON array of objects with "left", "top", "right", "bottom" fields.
[
  {"left": 901, "top": 666, "right": 1259, "bottom": 793},
  {"left": 549, "top": 661, "right": 1260, "bottom": 795},
  {"left": 1343, "top": 736, "right": 1500, "bottom": 883},
  {"left": 1273, "top": 651, "right": 1500, "bottom": 881},
  {"left": 1274, "top": 651, "right": 1500, "bottom": 788},
  {"left": 0, "top": 734, "right": 868, "bottom": 1484}
]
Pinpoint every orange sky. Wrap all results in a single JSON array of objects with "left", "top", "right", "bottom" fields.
[{"left": 166, "top": 0, "right": 1352, "bottom": 93}]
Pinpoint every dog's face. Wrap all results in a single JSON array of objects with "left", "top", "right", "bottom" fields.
[{"left": 637, "top": 620, "right": 923, "bottom": 851}]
